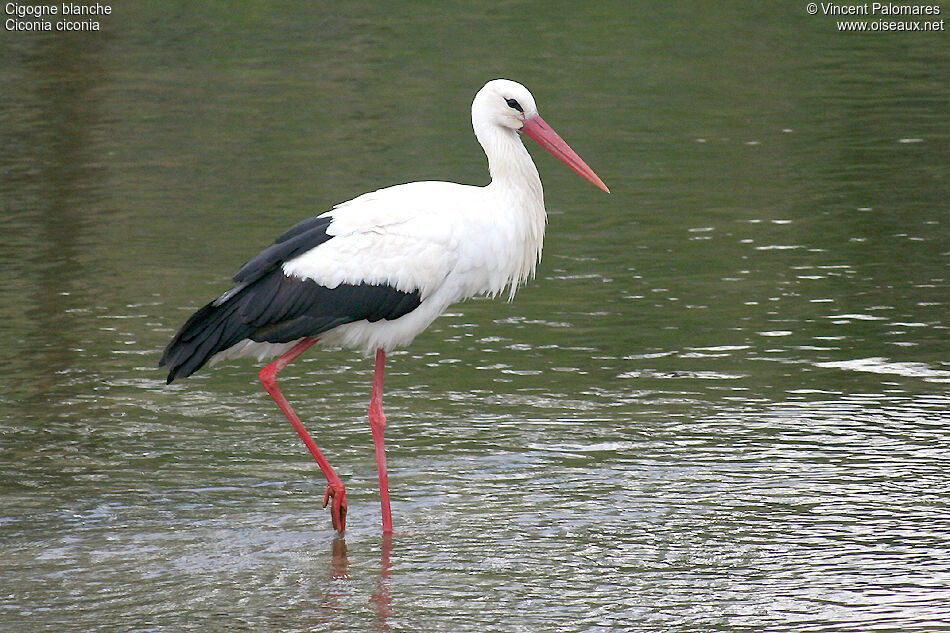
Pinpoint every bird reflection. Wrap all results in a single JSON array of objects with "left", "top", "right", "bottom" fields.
[
  {"left": 371, "top": 533, "right": 394, "bottom": 630},
  {"left": 315, "top": 536, "right": 350, "bottom": 617},
  {"left": 330, "top": 536, "right": 350, "bottom": 579},
  {"left": 312, "top": 534, "right": 395, "bottom": 631}
]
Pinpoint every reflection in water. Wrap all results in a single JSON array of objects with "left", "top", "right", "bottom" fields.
[
  {"left": 0, "top": 32, "right": 111, "bottom": 497},
  {"left": 311, "top": 535, "right": 393, "bottom": 632},
  {"left": 331, "top": 536, "right": 351, "bottom": 580},
  {"left": 371, "top": 534, "right": 394, "bottom": 631},
  {"left": 13, "top": 35, "right": 106, "bottom": 384},
  {"left": 317, "top": 537, "right": 350, "bottom": 617}
]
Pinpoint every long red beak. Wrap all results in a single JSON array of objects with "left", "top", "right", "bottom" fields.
[{"left": 520, "top": 115, "right": 610, "bottom": 193}]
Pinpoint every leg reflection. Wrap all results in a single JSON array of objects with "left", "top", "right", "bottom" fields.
[
  {"left": 317, "top": 536, "right": 350, "bottom": 615},
  {"left": 330, "top": 536, "right": 350, "bottom": 579},
  {"left": 370, "top": 533, "right": 394, "bottom": 631}
]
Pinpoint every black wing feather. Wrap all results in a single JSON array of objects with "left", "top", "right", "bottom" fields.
[
  {"left": 161, "top": 214, "right": 424, "bottom": 384},
  {"left": 161, "top": 231, "right": 423, "bottom": 384},
  {"left": 232, "top": 215, "right": 334, "bottom": 285}
]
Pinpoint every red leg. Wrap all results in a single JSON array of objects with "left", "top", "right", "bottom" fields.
[
  {"left": 259, "top": 337, "right": 347, "bottom": 532},
  {"left": 370, "top": 348, "right": 393, "bottom": 534}
]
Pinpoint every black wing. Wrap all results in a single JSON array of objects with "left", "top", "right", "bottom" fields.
[
  {"left": 159, "top": 215, "right": 421, "bottom": 383},
  {"left": 232, "top": 215, "right": 334, "bottom": 285}
]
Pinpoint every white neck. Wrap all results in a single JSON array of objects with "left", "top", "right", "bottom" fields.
[
  {"left": 474, "top": 120, "right": 548, "bottom": 298},
  {"left": 476, "top": 123, "right": 542, "bottom": 199}
]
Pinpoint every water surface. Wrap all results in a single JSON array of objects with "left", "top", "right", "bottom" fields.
[{"left": 1, "top": 2, "right": 948, "bottom": 631}]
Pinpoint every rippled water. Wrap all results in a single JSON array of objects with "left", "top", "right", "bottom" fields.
[{"left": 2, "top": 2, "right": 949, "bottom": 632}]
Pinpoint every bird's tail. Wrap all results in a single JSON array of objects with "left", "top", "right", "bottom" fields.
[{"left": 159, "top": 289, "right": 254, "bottom": 384}]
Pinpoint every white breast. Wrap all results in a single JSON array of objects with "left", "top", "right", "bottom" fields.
[{"left": 276, "top": 179, "right": 546, "bottom": 354}]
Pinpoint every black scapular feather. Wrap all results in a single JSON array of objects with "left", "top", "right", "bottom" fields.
[
  {"left": 159, "top": 215, "right": 422, "bottom": 384},
  {"left": 233, "top": 215, "right": 334, "bottom": 284}
]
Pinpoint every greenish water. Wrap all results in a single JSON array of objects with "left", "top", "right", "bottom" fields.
[{"left": 1, "top": 2, "right": 948, "bottom": 631}]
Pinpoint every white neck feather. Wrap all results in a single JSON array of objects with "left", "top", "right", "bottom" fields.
[{"left": 474, "top": 120, "right": 548, "bottom": 299}]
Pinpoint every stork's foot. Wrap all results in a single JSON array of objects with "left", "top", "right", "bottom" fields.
[{"left": 323, "top": 482, "right": 348, "bottom": 532}]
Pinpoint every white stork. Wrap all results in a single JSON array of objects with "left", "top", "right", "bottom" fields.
[{"left": 160, "top": 79, "right": 609, "bottom": 534}]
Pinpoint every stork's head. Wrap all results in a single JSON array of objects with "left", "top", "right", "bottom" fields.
[
  {"left": 473, "top": 79, "right": 539, "bottom": 130},
  {"left": 472, "top": 79, "right": 609, "bottom": 193}
]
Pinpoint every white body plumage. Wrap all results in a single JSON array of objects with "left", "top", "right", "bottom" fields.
[
  {"left": 161, "top": 78, "right": 606, "bottom": 382},
  {"left": 160, "top": 78, "right": 608, "bottom": 536},
  {"left": 212, "top": 79, "right": 548, "bottom": 364}
]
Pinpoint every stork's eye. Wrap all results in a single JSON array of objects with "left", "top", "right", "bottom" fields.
[{"left": 505, "top": 98, "right": 524, "bottom": 113}]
